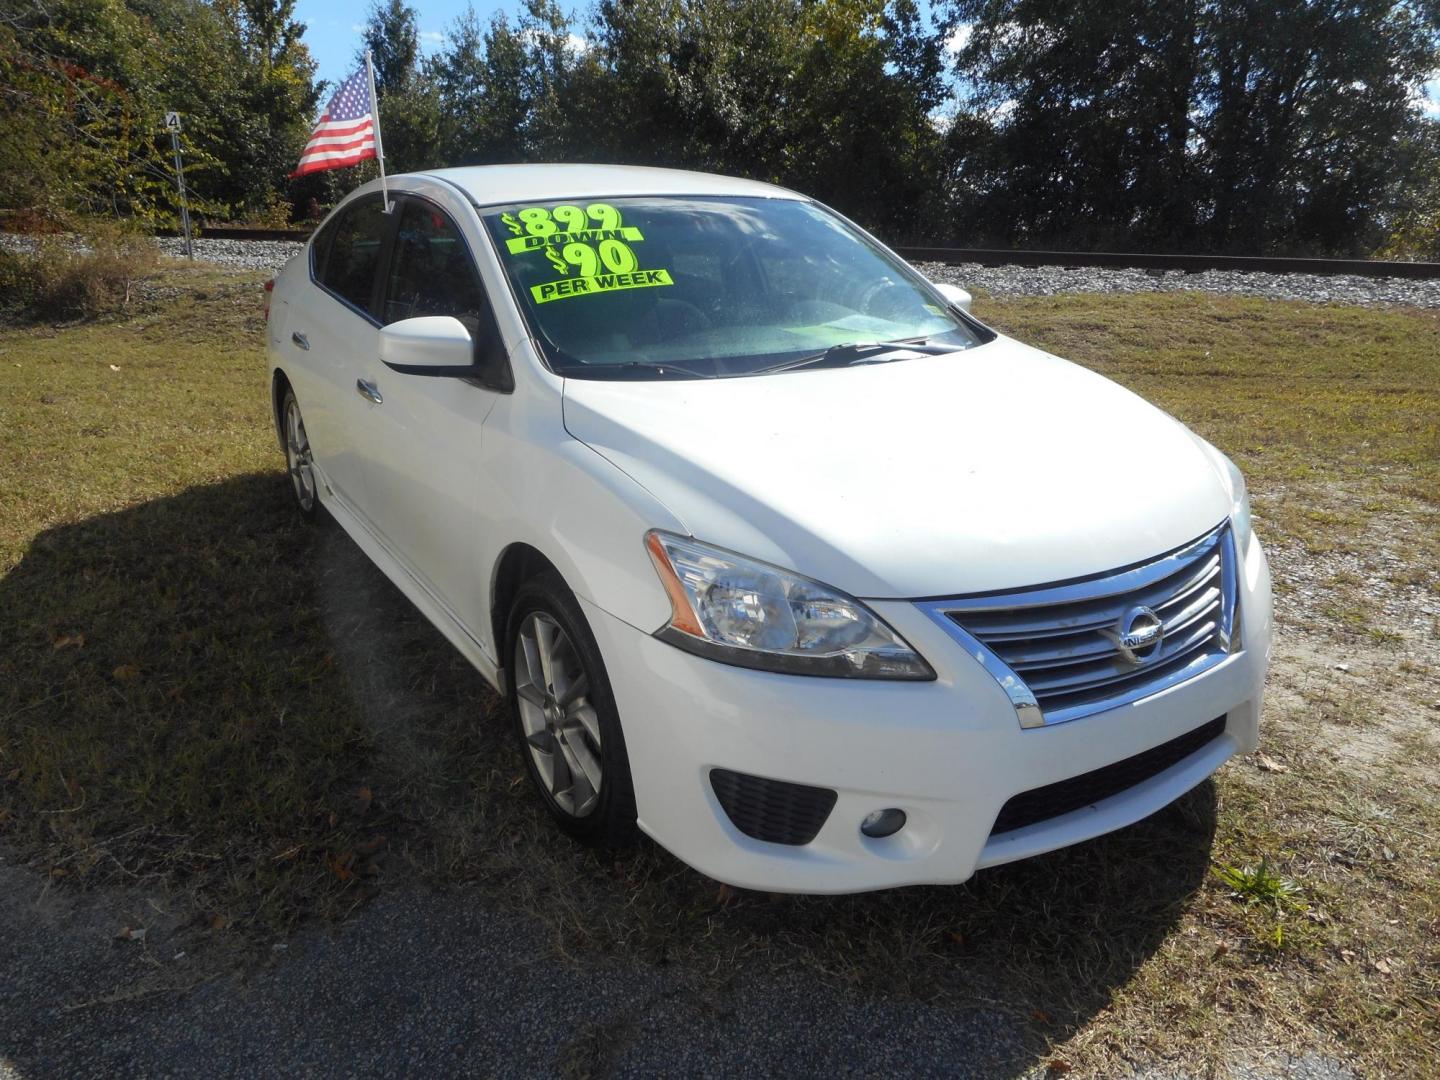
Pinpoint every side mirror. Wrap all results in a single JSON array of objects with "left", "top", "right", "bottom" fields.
[
  {"left": 931, "top": 281, "right": 973, "bottom": 314},
  {"left": 379, "top": 316, "right": 476, "bottom": 376}
]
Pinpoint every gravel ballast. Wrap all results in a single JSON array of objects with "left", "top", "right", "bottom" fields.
[
  {"left": 6, "top": 232, "right": 1437, "bottom": 306},
  {"left": 166, "top": 243, "right": 1440, "bottom": 307},
  {"left": 155, "top": 236, "right": 304, "bottom": 271},
  {"left": 919, "top": 259, "right": 1440, "bottom": 308}
]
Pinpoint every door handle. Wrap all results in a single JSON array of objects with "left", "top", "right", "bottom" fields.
[
  {"left": 291, "top": 331, "right": 310, "bottom": 350},
  {"left": 355, "top": 378, "right": 383, "bottom": 405}
]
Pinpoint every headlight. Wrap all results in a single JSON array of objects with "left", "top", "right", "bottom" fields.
[
  {"left": 1223, "top": 454, "right": 1254, "bottom": 553},
  {"left": 644, "top": 531, "right": 934, "bottom": 680}
]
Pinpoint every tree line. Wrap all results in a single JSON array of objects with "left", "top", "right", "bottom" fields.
[{"left": 4, "top": 0, "right": 1439, "bottom": 256}]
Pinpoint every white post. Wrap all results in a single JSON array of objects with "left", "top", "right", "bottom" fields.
[{"left": 364, "top": 50, "right": 391, "bottom": 213}]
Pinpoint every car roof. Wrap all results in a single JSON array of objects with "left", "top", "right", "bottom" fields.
[{"left": 398, "top": 164, "right": 802, "bottom": 206}]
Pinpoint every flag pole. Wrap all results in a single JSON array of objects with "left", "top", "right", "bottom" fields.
[{"left": 364, "top": 50, "right": 390, "bottom": 212}]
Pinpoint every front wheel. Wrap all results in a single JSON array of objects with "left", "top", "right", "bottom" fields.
[
  {"left": 281, "top": 388, "right": 321, "bottom": 523},
  {"left": 506, "top": 572, "right": 637, "bottom": 847}
]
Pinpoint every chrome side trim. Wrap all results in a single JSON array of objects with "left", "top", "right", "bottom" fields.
[
  {"left": 919, "top": 522, "right": 1238, "bottom": 729},
  {"left": 938, "top": 619, "right": 1046, "bottom": 729}
]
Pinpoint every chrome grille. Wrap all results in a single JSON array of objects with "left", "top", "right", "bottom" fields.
[{"left": 919, "top": 523, "right": 1238, "bottom": 728}]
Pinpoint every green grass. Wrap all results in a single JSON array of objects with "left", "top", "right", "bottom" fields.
[
  {"left": 1, "top": 269, "right": 1437, "bottom": 1076},
  {"left": 977, "top": 291, "right": 1440, "bottom": 554}
]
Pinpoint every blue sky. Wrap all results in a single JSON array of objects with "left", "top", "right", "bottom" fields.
[
  {"left": 295, "top": 1, "right": 1439, "bottom": 116},
  {"left": 294, "top": 0, "right": 514, "bottom": 87}
]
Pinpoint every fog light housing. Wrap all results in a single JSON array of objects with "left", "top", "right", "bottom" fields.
[{"left": 860, "top": 808, "right": 906, "bottom": 839}]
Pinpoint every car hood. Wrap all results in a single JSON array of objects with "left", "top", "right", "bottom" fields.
[{"left": 561, "top": 336, "right": 1231, "bottom": 598}]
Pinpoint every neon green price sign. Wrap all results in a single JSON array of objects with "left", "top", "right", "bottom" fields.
[{"left": 498, "top": 203, "right": 674, "bottom": 305}]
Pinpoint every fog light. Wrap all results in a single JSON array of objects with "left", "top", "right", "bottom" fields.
[{"left": 860, "top": 808, "right": 906, "bottom": 839}]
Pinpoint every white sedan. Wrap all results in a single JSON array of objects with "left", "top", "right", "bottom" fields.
[{"left": 265, "top": 164, "right": 1271, "bottom": 893}]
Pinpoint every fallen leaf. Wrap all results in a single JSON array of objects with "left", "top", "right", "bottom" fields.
[
  {"left": 210, "top": 913, "right": 231, "bottom": 931},
  {"left": 49, "top": 866, "right": 68, "bottom": 878},
  {"left": 329, "top": 851, "right": 356, "bottom": 882},
  {"left": 1340, "top": 948, "right": 1356, "bottom": 962},
  {"left": 1255, "top": 752, "right": 1289, "bottom": 774},
  {"left": 1046, "top": 1061, "right": 1072, "bottom": 1075},
  {"left": 714, "top": 883, "right": 735, "bottom": 906},
  {"left": 1375, "top": 958, "right": 1395, "bottom": 974},
  {"left": 51, "top": 632, "right": 85, "bottom": 650},
  {"left": 112, "top": 664, "right": 140, "bottom": 682},
  {"left": 1030, "top": 1009, "right": 1052, "bottom": 1023},
  {"left": 1212, "top": 940, "right": 1230, "bottom": 959},
  {"left": 353, "top": 786, "right": 373, "bottom": 814},
  {"left": 945, "top": 930, "right": 966, "bottom": 947},
  {"left": 116, "top": 926, "right": 146, "bottom": 942}
]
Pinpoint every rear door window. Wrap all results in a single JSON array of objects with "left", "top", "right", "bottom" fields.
[{"left": 318, "top": 195, "right": 388, "bottom": 317}]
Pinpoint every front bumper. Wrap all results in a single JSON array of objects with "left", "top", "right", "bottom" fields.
[{"left": 586, "top": 533, "right": 1272, "bottom": 893}]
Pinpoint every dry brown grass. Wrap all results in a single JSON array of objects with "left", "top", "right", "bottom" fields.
[{"left": 0, "top": 220, "right": 159, "bottom": 321}]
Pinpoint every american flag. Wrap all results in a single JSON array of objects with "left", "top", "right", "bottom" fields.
[{"left": 291, "top": 68, "right": 378, "bottom": 177}]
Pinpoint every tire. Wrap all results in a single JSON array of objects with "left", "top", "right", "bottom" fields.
[
  {"left": 505, "top": 571, "right": 638, "bottom": 847},
  {"left": 280, "top": 387, "right": 322, "bottom": 524}
]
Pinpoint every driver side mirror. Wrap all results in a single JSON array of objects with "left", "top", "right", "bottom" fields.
[
  {"left": 379, "top": 316, "right": 477, "bottom": 376},
  {"left": 930, "top": 281, "right": 973, "bottom": 314}
]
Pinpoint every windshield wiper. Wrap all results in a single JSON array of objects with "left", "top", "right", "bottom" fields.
[{"left": 756, "top": 338, "right": 959, "bottom": 376}]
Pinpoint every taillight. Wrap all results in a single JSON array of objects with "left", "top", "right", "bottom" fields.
[{"left": 264, "top": 278, "right": 274, "bottom": 322}]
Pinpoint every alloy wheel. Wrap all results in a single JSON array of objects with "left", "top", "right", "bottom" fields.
[
  {"left": 284, "top": 397, "right": 316, "bottom": 511},
  {"left": 514, "top": 611, "right": 603, "bottom": 817}
]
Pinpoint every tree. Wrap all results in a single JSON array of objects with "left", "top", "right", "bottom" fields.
[
  {"left": 359, "top": 0, "right": 419, "bottom": 96},
  {"left": 551, "top": 0, "right": 948, "bottom": 234},
  {"left": 1198, "top": 0, "right": 1439, "bottom": 254},
  {"left": 1374, "top": 118, "right": 1440, "bottom": 260},
  {"left": 430, "top": 0, "right": 578, "bottom": 166},
  {"left": 352, "top": 0, "right": 438, "bottom": 172},
  {"left": 213, "top": 0, "right": 321, "bottom": 218},
  {"left": 941, "top": 0, "right": 1440, "bottom": 253},
  {"left": 0, "top": 0, "right": 234, "bottom": 225},
  {"left": 0, "top": 0, "right": 320, "bottom": 225}
]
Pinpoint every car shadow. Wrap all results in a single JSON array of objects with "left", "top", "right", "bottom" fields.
[{"left": 1, "top": 471, "right": 1219, "bottom": 1075}]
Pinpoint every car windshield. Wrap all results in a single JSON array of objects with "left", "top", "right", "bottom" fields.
[{"left": 481, "top": 196, "right": 986, "bottom": 379}]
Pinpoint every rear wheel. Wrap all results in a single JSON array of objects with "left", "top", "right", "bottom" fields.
[
  {"left": 281, "top": 388, "right": 321, "bottom": 523},
  {"left": 506, "top": 572, "right": 637, "bottom": 846}
]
